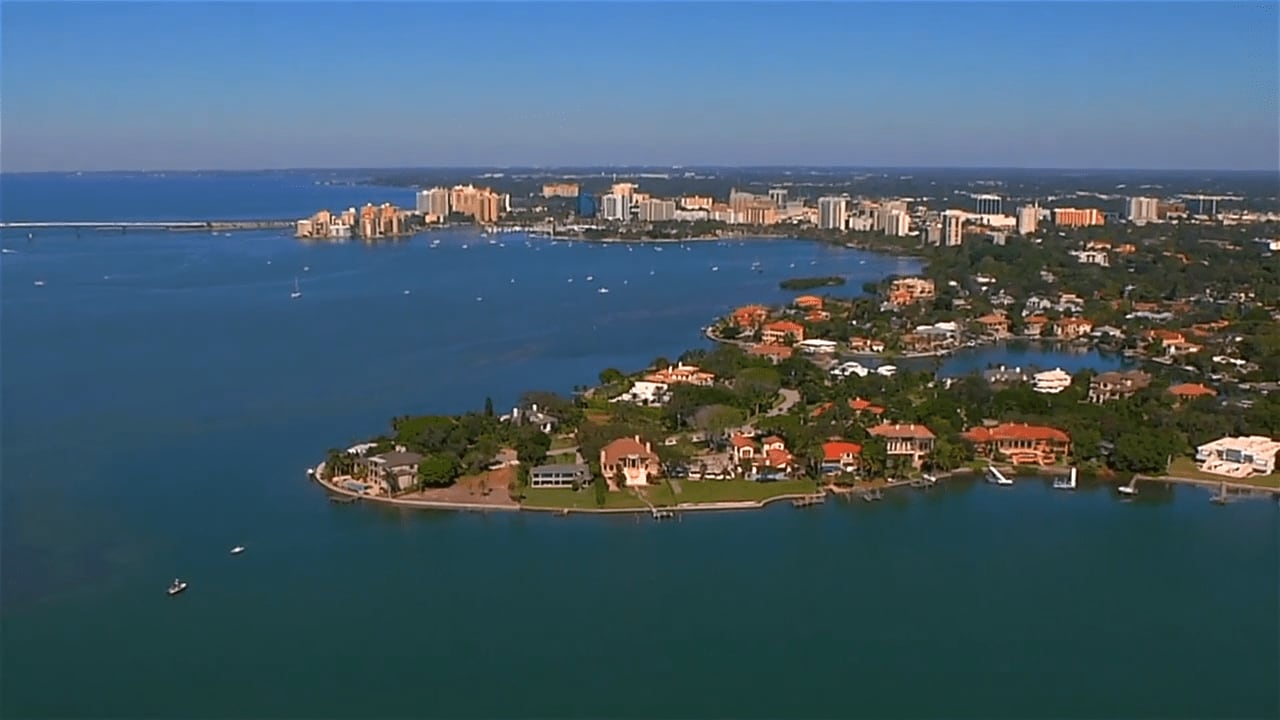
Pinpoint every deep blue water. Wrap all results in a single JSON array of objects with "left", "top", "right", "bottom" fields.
[{"left": 1, "top": 173, "right": 1274, "bottom": 719}]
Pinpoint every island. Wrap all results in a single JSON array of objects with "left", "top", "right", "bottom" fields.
[{"left": 779, "top": 276, "right": 847, "bottom": 291}]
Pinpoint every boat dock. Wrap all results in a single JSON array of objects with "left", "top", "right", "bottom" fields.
[{"left": 791, "top": 494, "right": 826, "bottom": 508}]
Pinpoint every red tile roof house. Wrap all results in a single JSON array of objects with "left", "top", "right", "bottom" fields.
[
  {"left": 599, "top": 436, "right": 661, "bottom": 488},
  {"left": 867, "top": 423, "right": 936, "bottom": 470},
  {"left": 729, "top": 434, "right": 794, "bottom": 477},
  {"left": 961, "top": 423, "right": 1071, "bottom": 466},
  {"left": 1167, "top": 383, "right": 1217, "bottom": 402},
  {"left": 821, "top": 440, "right": 862, "bottom": 475},
  {"left": 761, "top": 320, "right": 806, "bottom": 345},
  {"left": 811, "top": 397, "right": 886, "bottom": 418}
]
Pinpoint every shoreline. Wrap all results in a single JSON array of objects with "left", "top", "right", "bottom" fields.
[{"left": 311, "top": 460, "right": 1279, "bottom": 517}]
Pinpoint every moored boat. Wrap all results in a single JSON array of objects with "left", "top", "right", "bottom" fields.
[{"left": 1053, "top": 467, "right": 1078, "bottom": 490}]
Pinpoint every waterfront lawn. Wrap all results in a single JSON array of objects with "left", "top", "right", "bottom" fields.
[
  {"left": 521, "top": 487, "right": 650, "bottom": 510},
  {"left": 670, "top": 478, "right": 818, "bottom": 504},
  {"left": 1166, "top": 457, "right": 1280, "bottom": 489}
]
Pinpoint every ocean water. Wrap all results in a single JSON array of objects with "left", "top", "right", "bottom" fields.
[{"left": 1, "top": 173, "right": 1276, "bottom": 719}]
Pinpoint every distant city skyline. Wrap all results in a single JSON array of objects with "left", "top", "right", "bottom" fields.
[{"left": 2, "top": 2, "right": 1277, "bottom": 173}]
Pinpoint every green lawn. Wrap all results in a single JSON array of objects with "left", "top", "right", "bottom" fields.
[
  {"left": 1166, "top": 457, "right": 1280, "bottom": 489},
  {"left": 520, "top": 487, "right": 649, "bottom": 510},
  {"left": 548, "top": 435, "right": 578, "bottom": 451},
  {"left": 668, "top": 478, "right": 818, "bottom": 504}
]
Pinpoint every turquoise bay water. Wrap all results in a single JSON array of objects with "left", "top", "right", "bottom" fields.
[{"left": 1, "top": 174, "right": 1275, "bottom": 718}]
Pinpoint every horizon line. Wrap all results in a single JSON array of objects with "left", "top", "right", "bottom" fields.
[{"left": 4, "top": 164, "right": 1278, "bottom": 176}]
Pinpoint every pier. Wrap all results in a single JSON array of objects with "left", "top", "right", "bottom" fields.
[
  {"left": 1, "top": 219, "right": 295, "bottom": 232},
  {"left": 791, "top": 494, "right": 826, "bottom": 508}
]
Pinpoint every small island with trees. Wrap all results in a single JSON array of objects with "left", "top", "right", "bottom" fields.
[{"left": 779, "top": 276, "right": 847, "bottom": 291}]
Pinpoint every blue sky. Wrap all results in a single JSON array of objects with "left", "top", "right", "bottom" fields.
[{"left": 2, "top": 2, "right": 1277, "bottom": 171}]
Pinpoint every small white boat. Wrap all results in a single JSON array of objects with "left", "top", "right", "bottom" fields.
[
  {"left": 987, "top": 465, "right": 1014, "bottom": 486},
  {"left": 230, "top": 546, "right": 245, "bottom": 555},
  {"left": 303, "top": 265, "right": 310, "bottom": 272},
  {"left": 1053, "top": 467, "right": 1078, "bottom": 490},
  {"left": 922, "top": 474, "right": 938, "bottom": 484},
  {"left": 711, "top": 266, "right": 719, "bottom": 272},
  {"left": 597, "top": 287, "right": 610, "bottom": 294},
  {"left": 168, "top": 579, "right": 188, "bottom": 596},
  {"left": 403, "top": 290, "right": 410, "bottom": 295},
  {"left": 290, "top": 278, "right": 302, "bottom": 299},
  {"left": 586, "top": 275, "right": 594, "bottom": 281},
  {"left": 1, "top": 248, "right": 16, "bottom": 254},
  {"left": 33, "top": 280, "right": 45, "bottom": 287},
  {"left": 1117, "top": 484, "right": 1138, "bottom": 496}
]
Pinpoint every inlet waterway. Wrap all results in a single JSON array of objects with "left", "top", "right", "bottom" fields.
[{"left": 1, "top": 172, "right": 1275, "bottom": 718}]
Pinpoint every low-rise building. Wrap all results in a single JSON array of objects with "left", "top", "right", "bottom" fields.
[
  {"left": 1168, "top": 383, "right": 1217, "bottom": 401},
  {"left": 1032, "top": 368, "right": 1073, "bottom": 394},
  {"left": 645, "top": 363, "right": 716, "bottom": 386},
  {"left": 529, "top": 463, "right": 591, "bottom": 488},
  {"left": 1056, "top": 317, "right": 1094, "bottom": 340},
  {"left": 962, "top": 423, "right": 1071, "bottom": 466},
  {"left": 730, "top": 304, "right": 770, "bottom": 329},
  {"left": 867, "top": 423, "right": 936, "bottom": 470},
  {"left": 1088, "top": 370, "right": 1151, "bottom": 403},
  {"left": 976, "top": 313, "right": 1011, "bottom": 337},
  {"left": 761, "top": 320, "right": 806, "bottom": 345},
  {"left": 821, "top": 440, "right": 862, "bottom": 474},
  {"left": 887, "top": 277, "right": 936, "bottom": 307},
  {"left": 612, "top": 380, "right": 670, "bottom": 406},
  {"left": 360, "top": 450, "right": 423, "bottom": 494},
  {"left": 600, "top": 436, "right": 661, "bottom": 487},
  {"left": 1195, "top": 436, "right": 1280, "bottom": 478}
]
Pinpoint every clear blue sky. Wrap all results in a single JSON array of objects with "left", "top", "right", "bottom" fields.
[{"left": 2, "top": 1, "right": 1277, "bottom": 171}]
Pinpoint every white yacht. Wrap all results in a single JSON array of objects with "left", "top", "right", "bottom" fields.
[
  {"left": 167, "top": 579, "right": 188, "bottom": 596},
  {"left": 33, "top": 280, "right": 45, "bottom": 287},
  {"left": 290, "top": 278, "right": 301, "bottom": 299},
  {"left": 230, "top": 545, "right": 246, "bottom": 555}
]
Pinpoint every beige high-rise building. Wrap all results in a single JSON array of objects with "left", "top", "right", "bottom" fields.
[
  {"left": 680, "top": 195, "right": 714, "bottom": 210},
  {"left": 818, "top": 197, "right": 848, "bottom": 230},
  {"left": 1016, "top": 204, "right": 1039, "bottom": 235},
  {"left": 447, "top": 185, "right": 502, "bottom": 224}
]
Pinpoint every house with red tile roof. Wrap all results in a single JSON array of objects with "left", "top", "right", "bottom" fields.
[
  {"left": 961, "top": 422, "right": 1071, "bottom": 466},
  {"left": 730, "top": 304, "right": 770, "bottom": 329},
  {"left": 761, "top": 320, "right": 806, "bottom": 345},
  {"left": 975, "top": 313, "right": 1010, "bottom": 337},
  {"left": 1168, "top": 383, "right": 1217, "bottom": 401},
  {"left": 811, "top": 397, "right": 885, "bottom": 418},
  {"left": 728, "top": 433, "right": 794, "bottom": 475},
  {"left": 1055, "top": 317, "right": 1094, "bottom": 340},
  {"left": 644, "top": 363, "right": 716, "bottom": 386},
  {"left": 867, "top": 423, "right": 936, "bottom": 470},
  {"left": 793, "top": 295, "right": 824, "bottom": 310},
  {"left": 748, "top": 344, "right": 794, "bottom": 363},
  {"left": 600, "top": 436, "right": 661, "bottom": 488},
  {"left": 821, "top": 440, "right": 862, "bottom": 474}
]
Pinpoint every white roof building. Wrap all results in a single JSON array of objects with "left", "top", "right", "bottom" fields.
[
  {"left": 1195, "top": 436, "right": 1280, "bottom": 478},
  {"left": 1032, "top": 368, "right": 1073, "bottom": 394}
]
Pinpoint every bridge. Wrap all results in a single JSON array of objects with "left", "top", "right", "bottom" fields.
[{"left": 0, "top": 219, "right": 295, "bottom": 231}]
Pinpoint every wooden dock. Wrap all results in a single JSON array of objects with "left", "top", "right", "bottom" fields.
[{"left": 791, "top": 494, "right": 826, "bottom": 508}]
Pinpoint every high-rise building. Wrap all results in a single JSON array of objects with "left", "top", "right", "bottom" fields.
[
  {"left": 873, "top": 200, "right": 908, "bottom": 232},
  {"left": 446, "top": 185, "right": 501, "bottom": 224},
  {"left": 576, "top": 194, "right": 597, "bottom": 218},
  {"left": 639, "top": 199, "right": 677, "bottom": 222},
  {"left": 817, "top": 196, "right": 848, "bottom": 230},
  {"left": 1016, "top": 204, "right": 1039, "bottom": 235},
  {"left": 1125, "top": 197, "right": 1160, "bottom": 224},
  {"left": 679, "top": 196, "right": 714, "bottom": 210},
  {"left": 768, "top": 188, "right": 788, "bottom": 208},
  {"left": 416, "top": 190, "right": 432, "bottom": 214},
  {"left": 885, "top": 210, "right": 911, "bottom": 237},
  {"left": 975, "top": 194, "right": 1002, "bottom": 215},
  {"left": 943, "top": 211, "right": 964, "bottom": 246},
  {"left": 1052, "top": 207, "right": 1105, "bottom": 227},
  {"left": 601, "top": 193, "right": 629, "bottom": 221}
]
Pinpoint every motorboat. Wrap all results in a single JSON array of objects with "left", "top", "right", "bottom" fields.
[
  {"left": 597, "top": 287, "right": 610, "bottom": 294},
  {"left": 922, "top": 473, "right": 939, "bottom": 484},
  {"left": 290, "top": 278, "right": 302, "bottom": 299},
  {"left": 230, "top": 545, "right": 246, "bottom": 555},
  {"left": 1053, "top": 467, "right": 1078, "bottom": 490},
  {"left": 168, "top": 579, "right": 188, "bottom": 596},
  {"left": 987, "top": 465, "right": 1014, "bottom": 486},
  {"left": 1117, "top": 484, "right": 1138, "bottom": 496},
  {"left": 33, "top": 280, "right": 45, "bottom": 287}
]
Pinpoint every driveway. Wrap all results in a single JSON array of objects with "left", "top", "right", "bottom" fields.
[{"left": 767, "top": 388, "right": 801, "bottom": 417}]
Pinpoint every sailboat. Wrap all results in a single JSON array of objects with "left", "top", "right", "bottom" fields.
[
  {"left": 1053, "top": 467, "right": 1078, "bottom": 490},
  {"left": 986, "top": 464, "right": 1013, "bottom": 486},
  {"left": 290, "top": 278, "right": 302, "bottom": 299}
]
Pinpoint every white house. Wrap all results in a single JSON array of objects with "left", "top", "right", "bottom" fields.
[
  {"left": 612, "top": 380, "right": 670, "bottom": 406},
  {"left": 1195, "top": 436, "right": 1280, "bottom": 478},
  {"left": 1032, "top": 368, "right": 1073, "bottom": 394},
  {"left": 797, "top": 339, "right": 839, "bottom": 354}
]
